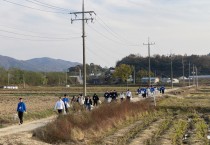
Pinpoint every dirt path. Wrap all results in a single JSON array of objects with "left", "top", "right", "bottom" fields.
[{"left": 0, "top": 116, "right": 55, "bottom": 137}]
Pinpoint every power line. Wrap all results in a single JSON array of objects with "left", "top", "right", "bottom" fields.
[
  {"left": 95, "top": 16, "right": 138, "bottom": 46},
  {"left": 0, "top": 29, "right": 79, "bottom": 40},
  {"left": 25, "top": 0, "right": 70, "bottom": 12},
  {"left": 84, "top": 1, "right": 138, "bottom": 46},
  {"left": 87, "top": 24, "right": 129, "bottom": 46},
  {"left": 86, "top": 38, "right": 122, "bottom": 62},
  {"left": 0, "top": 34, "right": 80, "bottom": 41},
  {"left": 87, "top": 37, "right": 128, "bottom": 58},
  {"left": 2, "top": 0, "right": 68, "bottom": 14},
  {"left": 0, "top": 24, "right": 81, "bottom": 36},
  {"left": 86, "top": 46, "right": 114, "bottom": 66}
]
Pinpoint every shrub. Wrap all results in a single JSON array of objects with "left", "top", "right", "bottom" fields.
[{"left": 34, "top": 100, "right": 154, "bottom": 143}]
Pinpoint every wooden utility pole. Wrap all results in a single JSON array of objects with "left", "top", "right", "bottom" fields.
[
  {"left": 189, "top": 62, "right": 190, "bottom": 86},
  {"left": 170, "top": 55, "right": 173, "bottom": 89},
  {"left": 70, "top": 0, "right": 96, "bottom": 96},
  {"left": 143, "top": 38, "right": 155, "bottom": 87},
  {"left": 182, "top": 57, "right": 185, "bottom": 86}
]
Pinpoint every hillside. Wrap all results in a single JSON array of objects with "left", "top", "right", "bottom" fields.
[
  {"left": 116, "top": 54, "right": 210, "bottom": 77},
  {"left": 0, "top": 55, "right": 80, "bottom": 72}
]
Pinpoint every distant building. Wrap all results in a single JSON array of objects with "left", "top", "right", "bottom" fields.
[
  {"left": 161, "top": 78, "right": 179, "bottom": 84},
  {"left": 141, "top": 77, "right": 160, "bottom": 84},
  {"left": 189, "top": 75, "right": 210, "bottom": 79},
  {"left": 3, "top": 86, "right": 18, "bottom": 89},
  {"left": 109, "top": 67, "right": 115, "bottom": 74},
  {"left": 178, "top": 76, "right": 188, "bottom": 81}
]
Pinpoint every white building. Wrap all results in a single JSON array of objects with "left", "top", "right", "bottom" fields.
[
  {"left": 141, "top": 77, "right": 160, "bottom": 84},
  {"left": 161, "top": 78, "right": 179, "bottom": 84}
]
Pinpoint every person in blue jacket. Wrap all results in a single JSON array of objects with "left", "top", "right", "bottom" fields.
[
  {"left": 160, "top": 86, "right": 165, "bottom": 94},
  {"left": 62, "top": 94, "right": 70, "bottom": 113},
  {"left": 17, "top": 98, "right": 26, "bottom": 125}
]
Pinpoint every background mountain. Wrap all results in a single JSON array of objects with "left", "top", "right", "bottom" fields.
[{"left": 0, "top": 55, "right": 80, "bottom": 72}]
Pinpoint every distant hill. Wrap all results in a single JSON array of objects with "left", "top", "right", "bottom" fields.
[
  {"left": 0, "top": 55, "right": 80, "bottom": 72},
  {"left": 117, "top": 54, "right": 210, "bottom": 77}
]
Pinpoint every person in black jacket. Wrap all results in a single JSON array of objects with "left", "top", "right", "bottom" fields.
[
  {"left": 109, "top": 90, "right": 114, "bottom": 100},
  {"left": 92, "top": 93, "right": 99, "bottom": 106},
  {"left": 85, "top": 96, "right": 92, "bottom": 111},
  {"left": 112, "top": 90, "right": 118, "bottom": 101},
  {"left": 104, "top": 91, "right": 109, "bottom": 102}
]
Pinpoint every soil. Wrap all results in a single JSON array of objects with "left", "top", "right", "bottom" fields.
[{"left": 0, "top": 116, "right": 55, "bottom": 145}]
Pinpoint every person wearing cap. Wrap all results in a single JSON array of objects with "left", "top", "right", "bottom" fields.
[{"left": 16, "top": 98, "right": 26, "bottom": 125}]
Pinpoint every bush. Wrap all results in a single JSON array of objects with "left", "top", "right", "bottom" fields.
[{"left": 34, "top": 100, "right": 154, "bottom": 143}]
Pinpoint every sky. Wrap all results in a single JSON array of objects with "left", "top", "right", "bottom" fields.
[{"left": 0, "top": 0, "right": 210, "bottom": 68}]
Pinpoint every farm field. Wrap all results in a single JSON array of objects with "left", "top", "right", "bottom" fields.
[
  {"left": 0, "top": 86, "right": 138, "bottom": 127},
  {"left": 0, "top": 95, "right": 57, "bottom": 127},
  {"left": 90, "top": 87, "right": 210, "bottom": 145},
  {"left": 1, "top": 86, "right": 210, "bottom": 145}
]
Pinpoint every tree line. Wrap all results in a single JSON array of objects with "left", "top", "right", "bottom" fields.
[
  {"left": 0, "top": 67, "right": 67, "bottom": 87},
  {"left": 116, "top": 54, "right": 210, "bottom": 78}
]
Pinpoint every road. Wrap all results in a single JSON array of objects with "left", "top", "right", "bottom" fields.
[{"left": 0, "top": 116, "right": 55, "bottom": 137}]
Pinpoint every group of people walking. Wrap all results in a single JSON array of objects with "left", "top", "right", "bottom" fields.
[
  {"left": 104, "top": 89, "right": 133, "bottom": 102},
  {"left": 54, "top": 93, "right": 100, "bottom": 114},
  {"left": 137, "top": 86, "right": 165, "bottom": 98},
  {"left": 15, "top": 86, "right": 166, "bottom": 125}
]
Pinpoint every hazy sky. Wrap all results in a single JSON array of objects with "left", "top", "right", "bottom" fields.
[{"left": 0, "top": 0, "right": 210, "bottom": 67}]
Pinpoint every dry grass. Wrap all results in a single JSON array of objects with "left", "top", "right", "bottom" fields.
[
  {"left": 34, "top": 100, "right": 154, "bottom": 144},
  {"left": 0, "top": 95, "right": 57, "bottom": 127}
]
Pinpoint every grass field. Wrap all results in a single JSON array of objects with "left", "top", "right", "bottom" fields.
[{"left": 0, "top": 86, "right": 139, "bottom": 127}]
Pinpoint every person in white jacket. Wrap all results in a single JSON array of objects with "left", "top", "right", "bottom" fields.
[
  {"left": 126, "top": 89, "right": 132, "bottom": 101},
  {"left": 54, "top": 97, "right": 66, "bottom": 114}
]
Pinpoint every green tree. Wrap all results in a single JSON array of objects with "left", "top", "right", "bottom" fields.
[
  {"left": 113, "top": 64, "right": 132, "bottom": 82},
  {"left": 137, "top": 69, "right": 148, "bottom": 81},
  {"left": 136, "top": 69, "right": 155, "bottom": 83}
]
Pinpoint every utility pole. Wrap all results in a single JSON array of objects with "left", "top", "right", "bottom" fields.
[
  {"left": 195, "top": 66, "right": 198, "bottom": 89},
  {"left": 189, "top": 62, "right": 190, "bottom": 86},
  {"left": 193, "top": 65, "right": 195, "bottom": 85},
  {"left": 23, "top": 74, "right": 25, "bottom": 89},
  {"left": 65, "top": 71, "right": 68, "bottom": 86},
  {"left": 70, "top": 0, "right": 96, "bottom": 96},
  {"left": 7, "top": 72, "right": 10, "bottom": 86},
  {"left": 133, "top": 66, "right": 136, "bottom": 85},
  {"left": 182, "top": 57, "right": 185, "bottom": 86},
  {"left": 143, "top": 37, "right": 155, "bottom": 87},
  {"left": 170, "top": 54, "right": 173, "bottom": 89}
]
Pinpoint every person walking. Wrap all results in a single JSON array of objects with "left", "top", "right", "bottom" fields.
[
  {"left": 104, "top": 91, "right": 109, "bottom": 102},
  {"left": 126, "top": 89, "right": 132, "bottom": 101},
  {"left": 84, "top": 96, "right": 92, "bottom": 111},
  {"left": 161, "top": 86, "right": 165, "bottom": 94},
  {"left": 113, "top": 90, "right": 118, "bottom": 101},
  {"left": 17, "top": 98, "right": 26, "bottom": 125},
  {"left": 119, "top": 92, "right": 125, "bottom": 102},
  {"left": 62, "top": 94, "right": 70, "bottom": 113},
  {"left": 92, "top": 93, "right": 99, "bottom": 106},
  {"left": 54, "top": 97, "right": 65, "bottom": 115}
]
